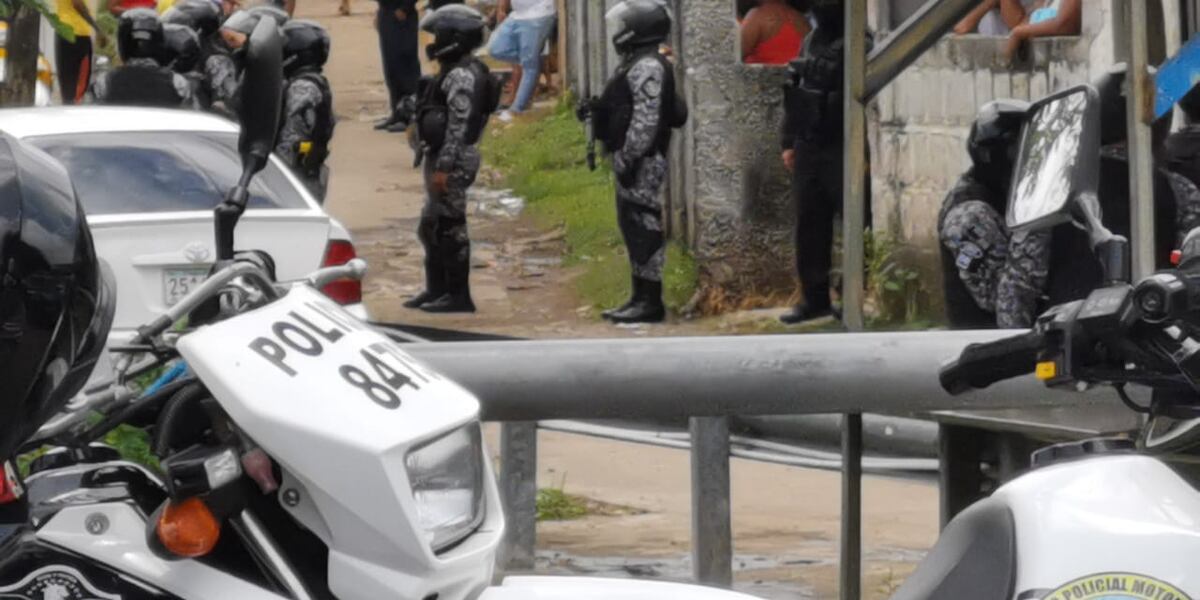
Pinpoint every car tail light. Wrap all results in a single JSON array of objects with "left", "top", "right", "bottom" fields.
[
  {"left": 321, "top": 240, "right": 362, "bottom": 305},
  {"left": 0, "top": 462, "right": 22, "bottom": 505}
]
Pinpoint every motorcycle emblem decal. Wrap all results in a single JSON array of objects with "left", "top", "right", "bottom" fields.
[
  {"left": 183, "top": 242, "right": 211, "bottom": 264},
  {"left": 0, "top": 566, "right": 121, "bottom": 600},
  {"left": 1027, "top": 572, "right": 1192, "bottom": 600}
]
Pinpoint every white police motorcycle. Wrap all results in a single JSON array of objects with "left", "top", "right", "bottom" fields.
[{"left": 0, "top": 19, "right": 760, "bottom": 600}]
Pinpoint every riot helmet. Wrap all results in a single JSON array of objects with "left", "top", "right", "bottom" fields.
[
  {"left": 420, "top": 4, "right": 486, "bottom": 62},
  {"left": 1093, "top": 63, "right": 1173, "bottom": 148},
  {"left": 281, "top": 20, "right": 330, "bottom": 77},
  {"left": 605, "top": 0, "right": 672, "bottom": 57},
  {"left": 809, "top": 0, "right": 843, "bottom": 31},
  {"left": 117, "top": 8, "right": 166, "bottom": 63},
  {"left": 163, "top": 23, "right": 203, "bottom": 73},
  {"left": 0, "top": 132, "right": 116, "bottom": 461},
  {"left": 967, "top": 99, "right": 1029, "bottom": 188},
  {"left": 161, "top": 0, "right": 221, "bottom": 38},
  {"left": 246, "top": 4, "right": 290, "bottom": 26}
]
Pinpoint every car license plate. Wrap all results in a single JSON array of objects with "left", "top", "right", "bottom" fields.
[{"left": 164, "top": 268, "right": 208, "bottom": 306}]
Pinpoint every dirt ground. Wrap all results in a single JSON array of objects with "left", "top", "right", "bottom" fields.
[{"left": 306, "top": 0, "right": 938, "bottom": 596}]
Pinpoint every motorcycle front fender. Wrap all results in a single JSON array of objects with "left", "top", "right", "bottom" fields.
[{"left": 479, "top": 576, "right": 766, "bottom": 600}]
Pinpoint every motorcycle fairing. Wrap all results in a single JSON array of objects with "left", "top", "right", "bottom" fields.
[
  {"left": 179, "top": 287, "right": 502, "bottom": 600},
  {"left": 1000, "top": 455, "right": 1200, "bottom": 596},
  {"left": 887, "top": 498, "right": 1015, "bottom": 600},
  {"left": 0, "top": 536, "right": 182, "bottom": 600}
]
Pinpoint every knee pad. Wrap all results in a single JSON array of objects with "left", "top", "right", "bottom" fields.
[{"left": 940, "top": 200, "right": 1008, "bottom": 273}]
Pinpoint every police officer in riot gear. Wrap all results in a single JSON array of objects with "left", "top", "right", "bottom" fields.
[
  {"left": 579, "top": 0, "right": 687, "bottom": 324},
  {"left": 939, "top": 99, "right": 1037, "bottom": 329},
  {"left": 779, "top": 0, "right": 872, "bottom": 325},
  {"left": 0, "top": 132, "right": 116, "bottom": 464},
  {"left": 91, "top": 8, "right": 198, "bottom": 108},
  {"left": 1164, "top": 86, "right": 1200, "bottom": 193},
  {"left": 277, "top": 20, "right": 335, "bottom": 201},
  {"left": 405, "top": 5, "right": 500, "bottom": 313},
  {"left": 939, "top": 66, "right": 1200, "bottom": 329},
  {"left": 206, "top": 6, "right": 288, "bottom": 118}
]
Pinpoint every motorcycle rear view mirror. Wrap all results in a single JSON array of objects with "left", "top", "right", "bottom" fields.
[
  {"left": 214, "top": 17, "right": 284, "bottom": 262},
  {"left": 1007, "top": 85, "right": 1101, "bottom": 234}
]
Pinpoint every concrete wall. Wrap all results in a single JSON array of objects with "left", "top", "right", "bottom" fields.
[{"left": 562, "top": 1, "right": 1166, "bottom": 307}]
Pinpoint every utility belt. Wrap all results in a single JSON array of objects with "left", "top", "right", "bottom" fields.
[{"left": 783, "top": 84, "right": 840, "bottom": 145}]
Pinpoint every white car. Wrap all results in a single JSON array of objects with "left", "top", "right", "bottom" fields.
[{"left": 0, "top": 106, "right": 368, "bottom": 340}]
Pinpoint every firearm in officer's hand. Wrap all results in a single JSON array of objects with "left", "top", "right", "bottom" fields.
[{"left": 576, "top": 97, "right": 598, "bottom": 171}]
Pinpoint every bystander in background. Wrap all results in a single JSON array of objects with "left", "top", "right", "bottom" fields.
[
  {"left": 374, "top": 0, "right": 421, "bottom": 132},
  {"left": 55, "top": 0, "right": 106, "bottom": 104},
  {"left": 488, "top": 0, "right": 556, "bottom": 121},
  {"left": 740, "top": 0, "right": 809, "bottom": 65}
]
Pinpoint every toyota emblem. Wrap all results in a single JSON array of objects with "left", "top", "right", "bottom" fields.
[{"left": 183, "top": 243, "right": 211, "bottom": 263}]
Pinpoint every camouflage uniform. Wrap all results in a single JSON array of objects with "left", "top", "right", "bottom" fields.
[
  {"left": 90, "top": 58, "right": 199, "bottom": 109},
  {"left": 277, "top": 75, "right": 333, "bottom": 198},
  {"left": 205, "top": 53, "right": 240, "bottom": 117},
  {"left": 420, "top": 64, "right": 481, "bottom": 292},
  {"left": 938, "top": 171, "right": 1049, "bottom": 328},
  {"left": 613, "top": 55, "right": 668, "bottom": 283}
]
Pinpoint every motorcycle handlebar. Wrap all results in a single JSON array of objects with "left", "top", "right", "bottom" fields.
[
  {"left": 940, "top": 330, "right": 1045, "bottom": 395},
  {"left": 307, "top": 258, "right": 368, "bottom": 289}
]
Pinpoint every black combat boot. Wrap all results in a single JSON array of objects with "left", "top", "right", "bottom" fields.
[
  {"left": 608, "top": 278, "right": 665, "bottom": 324},
  {"left": 403, "top": 257, "right": 446, "bottom": 309},
  {"left": 779, "top": 297, "right": 834, "bottom": 325},
  {"left": 601, "top": 278, "right": 639, "bottom": 321},
  {"left": 420, "top": 262, "right": 476, "bottom": 313}
]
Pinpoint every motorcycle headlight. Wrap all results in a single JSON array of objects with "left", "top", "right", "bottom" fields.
[{"left": 406, "top": 423, "right": 485, "bottom": 553}]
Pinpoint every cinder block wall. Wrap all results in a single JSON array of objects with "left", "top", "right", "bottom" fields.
[{"left": 563, "top": 1, "right": 1135, "bottom": 307}]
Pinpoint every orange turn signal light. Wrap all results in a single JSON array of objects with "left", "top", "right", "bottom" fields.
[
  {"left": 157, "top": 497, "right": 221, "bottom": 558},
  {"left": 1036, "top": 361, "right": 1058, "bottom": 381}
]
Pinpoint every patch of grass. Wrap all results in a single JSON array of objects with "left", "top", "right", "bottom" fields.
[
  {"left": 536, "top": 487, "right": 590, "bottom": 521},
  {"left": 103, "top": 425, "right": 160, "bottom": 471},
  {"left": 481, "top": 99, "right": 698, "bottom": 315}
]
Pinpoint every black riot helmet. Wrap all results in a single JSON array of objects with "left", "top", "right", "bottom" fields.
[
  {"left": 1093, "top": 63, "right": 1173, "bottom": 148},
  {"left": 606, "top": 0, "right": 672, "bottom": 57},
  {"left": 162, "top": 23, "right": 202, "bottom": 73},
  {"left": 420, "top": 4, "right": 486, "bottom": 63},
  {"left": 281, "top": 20, "right": 330, "bottom": 77},
  {"left": 117, "top": 8, "right": 166, "bottom": 62},
  {"left": 161, "top": 0, "right": 221, "bottom": 38},
  {"left": 809, "top": 0, "right": 843, "bottom": 31},
  {"left": 0, "top": 133, "right": 115, "bottom": 461},
  {"left": 967, "top": 99, "right": 1029, "bottom": 188}
]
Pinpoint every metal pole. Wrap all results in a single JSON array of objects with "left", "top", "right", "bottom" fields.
[
  {"left": 841, "top": 1, "right": 868, "bottom": 595},
  {"left": 401, "top": 330, "right": 1110, "bottom": 422},
  {"left": 842, "top": 0, "right": 868, "bottom": 332},
  {"left": 690, "top": 416, "right": 733, "bottom": 588},
  {"left": 840, "top": 413, "right": 863, "bottom": 600},
  {"left": 1127, "top": 0, "right": 1156, "bottom": 279},
  {"left": 499, "top": 422, "right": 538, "bottom": 572},
  {"left": 937, "top": 424, "right": 985, "bottom": 528},
  {"left": 863, "top": 0, "right": 979, "bottom": 101}
]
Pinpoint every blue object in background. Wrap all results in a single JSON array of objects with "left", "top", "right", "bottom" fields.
[
  {"left": 142, "top": 361, "right": 189, "bottom": 397},
  {"left": 1156, "top": 35, "right": 1200, "bottom": 119}
]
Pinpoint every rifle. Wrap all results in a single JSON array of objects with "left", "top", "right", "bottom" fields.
[{"left": 577, "top": 97, "right": 598, "bottom": 171}]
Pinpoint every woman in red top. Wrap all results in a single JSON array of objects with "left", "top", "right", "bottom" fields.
[{"left": 741, "top": 0, "right": 810, "bottom": 65}]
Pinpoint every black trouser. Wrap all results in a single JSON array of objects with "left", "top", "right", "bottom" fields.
[
  {"left": 376, "top": 7, "right": 421, "bottom": 112},
  {"left": 56, "top": 34, "right": 93, "bottom": 105},
  {"left": 791, "top": 141, "right": 871, "bottom": 309}
]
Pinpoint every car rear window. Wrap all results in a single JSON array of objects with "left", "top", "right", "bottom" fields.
[{"left": 29, "top": 131, "right": 310, "bottom": 215}]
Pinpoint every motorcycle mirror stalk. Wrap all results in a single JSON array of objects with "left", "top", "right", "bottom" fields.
[{"left": 214, "top": 17, "right": 284, "bottom": 264}]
